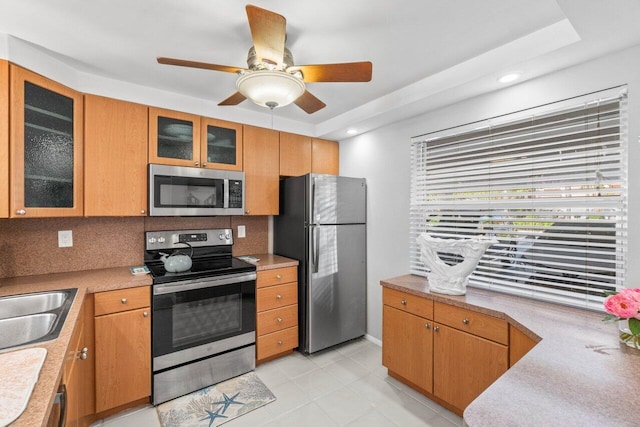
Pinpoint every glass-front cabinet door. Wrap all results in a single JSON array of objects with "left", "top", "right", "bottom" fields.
[
  {"left": 200, "top": 118, "right": 243, "bottom": 171},
  {"left": 10, "top": 65, "right": 83, "bottom": 217},
  {"left": 149, "top": 107, "right": 201, "bottom": 167}
]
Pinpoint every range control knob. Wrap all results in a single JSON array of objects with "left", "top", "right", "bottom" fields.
[
  {"left": 219, "top": 234, "right": 225, "bottom": 240},
  {"left": 148, "top": 237, "right": 157, "bottom": 244},
  {"left": 158, "top": 237, "right": 166, "bottom": 243}
]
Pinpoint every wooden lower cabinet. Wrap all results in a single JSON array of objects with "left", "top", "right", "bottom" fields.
[
  {"left": 382, "top": 305, "right": 433, "bottom": 393},
  {"left": 382, "top": 286, "right": 518, "bottom": 416},
  {"left": 433, "top": 324, "right": 508, "bottom": 412},
  {"left": 94, "top": 287, "right": 151, "bottom": 413},
  {"left": 256, "top": 266, "right": 299, "bottom": 363}
]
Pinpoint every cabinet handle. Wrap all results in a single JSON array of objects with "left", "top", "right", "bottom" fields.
[
  {"left": 202, "top": 162, "right": 207, "bottom": 167},
  {"left": 194, "top": 161, "right": 199, "bottom": 166},
  {"left": 140, "top": 209, "right": 145, "bottom": 215},
  {"left": 245, "top": 210, "right": 250, "bottom": 215},
  {"left": 425, "top": 323, "right": 431, "bottom": 329},
  {"left": 143, "top": 311, "right": 149, "bottom": 317},
  {"left": 401, "top": 299, "right": 407, "bottom": 305},
  {"left": 277, "top": 340, "right": 283, "bottom": 346},
  {"left": 434, "top": 325, "right": 440, "bottom": 332},
  {"left": 16, "top": 209, "right": 26, "bottom": 215},
  {"left": 78, "top": 347, "right": 88, "bottom": 360},
  {"left": 277, "top": 317, "right": 283, "bottom": 323},
  {"left": 276, "top": 274, "right": 282, "bottom": 279},
  {"left": 121, "top": 298, "right": 127, "bottom": 304},
  {"left": 462, "top": 318, "right": 470, "bottom": 325},
  {"left": 276, "top": 294, "right": 282, "bottom": 300}
]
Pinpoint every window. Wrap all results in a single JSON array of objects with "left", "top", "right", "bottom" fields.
[{"left": 409, "top": 87, "right": 628, "bottom": 310}]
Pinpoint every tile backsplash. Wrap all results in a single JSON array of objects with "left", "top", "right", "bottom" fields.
[{"left": 0, "top": 216, "right": 268, "bottom": 279}]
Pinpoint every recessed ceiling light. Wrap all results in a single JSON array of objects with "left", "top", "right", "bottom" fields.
[
  {"left": 498, "top": 73, "right": 521, "bottom": 83},
  {"left": 346, "top": 129, "right": 358, "bottom": 135}
]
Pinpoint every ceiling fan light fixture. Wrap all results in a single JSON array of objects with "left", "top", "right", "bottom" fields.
[{"left": 236, "top": 70, "right": 305, "bottom": 109}]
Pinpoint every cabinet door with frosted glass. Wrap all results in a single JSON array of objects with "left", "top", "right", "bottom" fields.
[
  {"left": 10, "top": 65, "right": 84, "bottom": 217},
  {"left": 149, "top": 107, "right": 201, "bottom": 167},
  {"left": 200, "top": 118, "right": 243, "bottom": 171}
]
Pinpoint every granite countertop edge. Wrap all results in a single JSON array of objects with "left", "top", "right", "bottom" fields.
[
  {"left": 380, "top": 274, "right": 639, "bottom": 427},
  {"left": 0, "top": 254, "right": 299, "bottom": 426}
]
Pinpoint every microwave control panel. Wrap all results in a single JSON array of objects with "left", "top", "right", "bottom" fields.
[{"left": 228, "top": 180, "right": 243, "bottom": 208}]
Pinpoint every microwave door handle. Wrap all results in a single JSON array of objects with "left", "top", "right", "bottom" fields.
[{"left": 223, "top": 179, "right": 229, "bottom": 208}]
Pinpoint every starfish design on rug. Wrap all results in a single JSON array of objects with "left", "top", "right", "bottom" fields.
[
  {"left": 200, "top": 407, "right": 227, "bottom": 427},
  {"left": 214, "top": 392, "right": 244, "bottom": 414}
]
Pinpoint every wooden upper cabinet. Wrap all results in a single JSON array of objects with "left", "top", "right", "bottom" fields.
[
  {"left": 311, "top": 138, "right": 339, "bottom": 175},
  {"left": 10, "top": 65, "right": 84, "bottom": 218},
  {"left": 279, "top": 132, "right": 311, "bottom": 177},
  {"left": 84, "top": 95, "right": 148, "bottom": 216},
  {"left": 0, "top": 60, "right": 8, "bottom": 218},
  {"left": 148, "top": 107, "right": 201, "bottom": 167},
  {"left": 243, "top": 125, "right": 279, "bottom": 215},
  {"left": 201, "top": 118, "right": 243, "bottom": 171}
]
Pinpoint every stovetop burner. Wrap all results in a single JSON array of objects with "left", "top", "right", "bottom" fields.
[{"left": 144, "top": 228, "right": 256, "bottom": 284}]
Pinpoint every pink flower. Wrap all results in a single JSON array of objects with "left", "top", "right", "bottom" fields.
[
  {"left": 619, "top": 288, "right": 640, "bottom": 302},
  {"left": 603, "top": 292, "right": 640, "bottom": 319}
]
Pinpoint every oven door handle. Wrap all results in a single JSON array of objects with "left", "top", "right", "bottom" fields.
[{"left": 153, "top": 272, "right": 257, "bottom": 295}]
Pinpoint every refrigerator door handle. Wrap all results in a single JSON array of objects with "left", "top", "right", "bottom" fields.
[
  {"left": 311, "top": 176, "right": 317, "bottom": 223},
  {"left": 312, "top": 226, "right": 319, "bottom": 273}
]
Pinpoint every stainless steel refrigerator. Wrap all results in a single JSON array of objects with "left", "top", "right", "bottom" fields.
[{"left": 274, "top": 174, "right": 366, "bottom": 353}]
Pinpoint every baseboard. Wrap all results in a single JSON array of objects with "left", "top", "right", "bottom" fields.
[{"left": 364, "top": 334, "right": 382, "bottom": 347}]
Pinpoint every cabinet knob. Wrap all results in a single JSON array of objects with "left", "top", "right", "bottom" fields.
[
  {"left": 462, "top": 318, "right": 470, "bottom": 325},
  {"left": 277, "top": 317, "right": 283, "bottom": 323},
  {"left": 143, "top": 311, "right": 149, "bottom": 317},
  {"left": 245, "top": 210, "right": 250, "bottom": 214},
  {"left": 121, "top": 298, "right": 127, "bottom": 304},
  {"left": 277, "top": 340, "right": 283, "bottom": 346},
  {"left": 425, "top": 323, "right": 431, "bottom": 329},
  {"left": 194, "top": 161, "right": 199, "bottom": 166},
  {"left": 16, "top": 209, "right": 26, "bottom": 215},
  {"left": 276, "top": 294, "right": 282, "bottom": 300},
  {"left": 78, "top": 347, "right": 88, "bottom": 360},
  {"left": 434, "top": 325, "right": 440, "bottom": 332},
  {"left": 202, "top": 162, "right": 207, "bottom": 167},
  {"left": 140, "top": 209, "right": 146, "bottom": 215},
  {"left": 401, "top": 299, "right": 407, "bottom": 305},
  {"left": 276, "top": 274, "right": 282, "bottom": 279}
]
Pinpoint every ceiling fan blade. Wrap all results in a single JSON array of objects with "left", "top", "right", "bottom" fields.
[
  {"left": 218, "top": 92, "right": 247, "bottom": 106},
  {"left": 294, "top": 90, "right": 326, "bottom": 114},
  {"left": 291, "top": 62, "right": 373, "bottom": 82},
  {"left": 157, "top": 57, "right": 243, "bottom": 74},
  {"left": 246, "top": 5, "right": 286, "bottom": 67}
]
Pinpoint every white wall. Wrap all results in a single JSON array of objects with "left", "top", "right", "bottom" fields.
[{"left": 340, "top": 44, "right": 640, "bottom": 341}]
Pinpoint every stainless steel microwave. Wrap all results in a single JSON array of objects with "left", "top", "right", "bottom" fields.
[{"left": 149, "top": 164, "right": 245, "bottom": 216}]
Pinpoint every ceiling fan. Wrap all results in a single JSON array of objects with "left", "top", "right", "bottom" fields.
[{"left": 157, "top": 4, "right": 372, "bottom": 114}]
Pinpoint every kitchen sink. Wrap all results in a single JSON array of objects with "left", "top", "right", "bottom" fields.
[{"left": 0, "top": 289, "right": 77, "bottom": 351}]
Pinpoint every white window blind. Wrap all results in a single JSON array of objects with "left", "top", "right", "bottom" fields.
[{"left": 409, "top": 87, "right": 628, "bottom": 310}]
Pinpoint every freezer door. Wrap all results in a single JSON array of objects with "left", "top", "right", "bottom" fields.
[
  {"left": 309, "top": 175, "right": 366, "bottom": 225},
  {"left": 307, "top": 223, "right": 366, "bottom": 353}
]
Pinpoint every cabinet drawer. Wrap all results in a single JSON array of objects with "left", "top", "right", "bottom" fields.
[
  {"left": 434, "top": 302, "right": 508, "bottom": 345},
  {"left": 383, "top": 287, "right": 433, "bottom": 319},
  {"left": 257, "top": 266, "right": 298, "bottom": 288},
  {"left": 257, "top": 326, "right": 298, "bottom": 361},
  {"left": 257, "top": 283, "right": 297, "bottom": 311},
  {"left": 94, "top": 286, "right": 150, "bottom": 316},
  {"left": 257, "top": 304, "right": 298, "bottom": 336}
]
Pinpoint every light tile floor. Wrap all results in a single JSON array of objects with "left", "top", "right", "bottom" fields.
[{"left": 91, "top": 338, "right": 463, "bottom": 427}]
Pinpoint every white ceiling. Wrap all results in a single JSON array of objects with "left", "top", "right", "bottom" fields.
[{"left": 1, "top": 0, "right": 639, "bottom": 139}]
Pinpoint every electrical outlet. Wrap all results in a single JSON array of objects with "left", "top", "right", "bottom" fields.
[
  {"left": 58, "top": 230, "right": 73, "bottom": 248},
  {"left": 237, "top": 225, "right": 246, "bottom": 238}
]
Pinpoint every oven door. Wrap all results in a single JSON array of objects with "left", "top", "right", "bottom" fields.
[{"left": 152, "top": 272, "right": 256, "bottom": 372}]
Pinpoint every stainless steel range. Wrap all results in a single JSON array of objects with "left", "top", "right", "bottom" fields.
[{"left": 144, "top": 228, "right": 257, "bottom": 405}]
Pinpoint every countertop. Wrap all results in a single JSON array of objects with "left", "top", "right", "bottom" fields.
[
  {"left": 0, "top": 254, "right": 299, "bottom": 426},
  {"left": 0, "top": 267, "right": 152, "bottom": 427},
  {"left": 381, "top": 274, "right": 639, "bottom": 427},
  {"left": 243, "top": 253, "right": 299, "bottom": 271}
]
